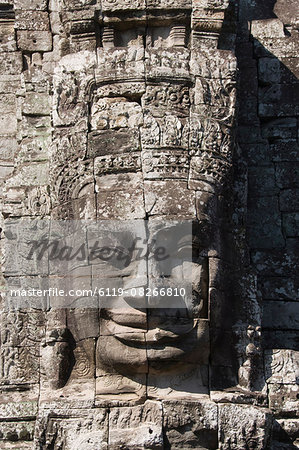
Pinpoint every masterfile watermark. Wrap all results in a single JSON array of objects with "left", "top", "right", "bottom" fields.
[
  {"left": 26, "top": 237, "right": 169, "bottom": 264},
  {"left": 2, "top": 219, "right": 194, "bottom": 310}
]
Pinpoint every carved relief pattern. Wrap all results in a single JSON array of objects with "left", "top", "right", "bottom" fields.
[
  {"left": 53, "top": 72, "right": 88, "bottom": 127},
  {"left": 94, "top": 153, "right": 141, "bottom": 174},
  {"left": 143, "top": 85, "right": 191, "bottom": 116},
  {"left": 24, "top": 186, "right": 51, "bottom": 216},
  {"left": 142, "top": 149, "right": 189, "bottom": 179}
]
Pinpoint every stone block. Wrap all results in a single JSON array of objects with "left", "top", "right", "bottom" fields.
[
  {"left": 236, "top": 42, "right": 255, "bottom": 66},
  {"left": 243, "top": 143, "right": 271, "bottom": 165},
  {"left": 262, "top": 118, "right": 297, "bottom": 141},
  {"left": 5, "top": 162, "right": 49, "bottom": 187},
  {"left": 239, "top": 67, "right": 258, "bottom": 96},
  {"left": 273, "top": 418, "right": 299, "bottom": 447},
  {"left": 69, "top": 338, "right": 95, "bottom": 381},
  {"left": 0, "top": 420, "right": 34, "bottom": 441},
  {"left": 254, "top": 36, "right": 298, "bottom": 59},
  {"left": 17, "top": 31, "right": 52, "bottom": 52},
  {"left": 67, "top": 309, "right": 99, "bottom": 341},
  {"left": 271, "top": 141, "right": 299, "bottom": 162},
  {"left": 163, "top": 400, "right": 218, "bottom": 449},
  {"left": 0, "top": 78, "right": 21, "bottom": 94},
  {"left": 0, "top": 136, "right": 18, "bottom": 161},
  {"left": 262, "top": 330, "right": 299, "bottom": 350},
  {"left": 0, "top": 345, "right": 40, "bottom": 383},
  {"left": 0, "top": 53, "right": 22, "bottom": 75},
  {"left": 95, "top": 172, "right": 145, "bottom": 219},
  {"left": 69, "top": 35, "right": 97, "bottom": 55},
  {"left": 148, "top": 364, "right": 209, "bottom": 399},
  {"left": 247, "top": 196, "right": 285, "bottom": 249},
  {"left": 258, "top": 57, "right": 281, "bottom": 84},
  {"left": 144, "top": 180, "right": 196, "bottom": 217},
  {"left": 147, "top": 0, "right": 191, "bottom": 7},
  {"left": 280, "top": 189, "right": 299, "bottom": 212},
  {"left": 96, "top": 374, "right": 146, "bottom": 402},
  {"left": 279, "top": 57, "right": 299, "bottom": 83},
  {"left": 101, "top": 0, "right": 146, "bottom": 12},
  {"left": 262, "top": 301, "right": 299, "bottom": 330},
  {"left": 0, "top": 164, "right": 15, "bottom": 181},
  {"left": 4, "top": 277, "right": 49, "bottom": 309},
  {"left": 97, "top": 333, "right": 148, "bottom": 374},
  {"left": 0, "top": 402, "right": 37, "bottom": 420},
  {"left": 0, "top": 94, "right": 16, "bottom": 115},
  {"left": 0, "top": 441, "right": 33, "bottom": 448},
  {"left": 15, "top": 11, "right": 50, "bottom": 31},
  {"left": 142, "top": 149, "right": 189, "bottom": 180},
  {"left": 237, "top": 126, "right": 263, "bottom": 144},
  {"left": 0, "top": 21, "right": 17, "bottom": 52},
  {"left": 238, "top": 97, "right": 259, "bottom": 125},
  {"left": 35, "top": 408, "right": 108, "bottom": 449},
  {"left": 210, "top": 365, "right": 238, "bottom": 391},
  {"left": 88, "top": 129, "right": 140, "bottom": 158},
  {"left": 0, "top": 310, "right": 45, "bottom": 347},
  {"left": 22, "top": 92, "right": 51, "bottom": 116},
  {"left": 14, "top": 0, "right": 47, "bottom": 9},
  {"left": 108, "top": 401, "right": 163, "bottom": 449},
  {"left": 145, "top": 48, "right": 190, "bottom": 80},
  {"left": 276, "top": 162, "right": 299, "bottom": 189},
  {"left": 0, "top": 114, "right": 17, "bottom": 135},
  {"left": 259, "top": 84, "right": 299, "bottom": 117},
  {"left": 251, "top": 19, "right": 285, "bottom": 39},
  {"left": 283, "top": 213, "right": 299, "bottom": 237},
  {"left": 269, "top": 384, "right": 299, "bottom": 416},
  {"left": 265, "top": 349, "right": 299, "bottom": 384},
  {"left": 218, "top": 404, "right": 272, "bottom": 449},
  {"left": 50, "top": 11, "right": 63, "bottom": 35},
  {"left": 274, "top": 0, "right": 299, "bottom": 26},
  {"left": 53, "top": 73, "right": 88, "bottom": 124},
  {"left": 210, "top": 329, "right": 235, "bottom": 366},
  {"left": 260, "top": 277, "right": 298, "bottom": 301},
  {"left": 259, "top": 71, "right": 299, "bottom": 102},
  {"left": 21, "top": 115, "right": 51, "bottom": 138},
  {"left": 90, "top": 96, "right": 143, "bottom": 131},
  {"left": 61, "top": 9, "right": 97, "bottom": 23},
  {"left": 59, "top": 0, "right": 98, "bottom": 10},
  {"left": 16, "top": 135, "right": 50, "bottom": 163},
  {"left": 145, "top": 321, "right": 209, "bottom": 367},
  {"left": 248, "top": 165, "right": 279, "bottom": 196}
]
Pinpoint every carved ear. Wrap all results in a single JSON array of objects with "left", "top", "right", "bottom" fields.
[{"left": 41, "top": 328, "right": 75, "bottom": 389}]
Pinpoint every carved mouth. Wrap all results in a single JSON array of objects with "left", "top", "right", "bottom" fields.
[
  {"left": 106, "top": 321, "right": 196, "bottom": 346},
  {"left": 115, "top": 326, "right": 195, "bottom": 345},
  {"left": 102, "top": 308, "right": 147, "bottom": 329},
  {"left": 102, "top": 308, "right": 198, "bottom": 347}
]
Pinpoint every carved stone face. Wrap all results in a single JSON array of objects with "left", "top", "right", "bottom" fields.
[
  {"left": 87, "top": 82, "right": 213, "bottom": 398},
  {"left": 50, "top": 19, "right": 235, "bottom": 398}
]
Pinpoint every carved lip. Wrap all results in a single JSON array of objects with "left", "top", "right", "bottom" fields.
[
  {"left": 103, "top": 308, "right": 197, "bottom": 344},
  {"left": 102, "top": 308, "right": 147, "bottom": 328},
  {"left": 109, "top": 322, "right": 196, "bottom": 345},
  {"left": 115, "top": 326, "right": 195, "bottom": 345}
]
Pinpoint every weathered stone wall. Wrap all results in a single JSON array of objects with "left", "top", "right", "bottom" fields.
[
  {"left": 0, "top": 0, "right": 297, "bottom": 448},
  {"left": 237, "top": 0, "right": 299, "bottom": 448},
  {"left": 237, "top": 0, "right": 299, "bottom": 446}
]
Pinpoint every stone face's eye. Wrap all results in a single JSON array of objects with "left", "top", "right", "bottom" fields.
[
  {"left": 182, "top": 94, "right": 190, "bottom": 104},
  {"left": 169, "top": 93, "right": 178, "bottom": 102}
]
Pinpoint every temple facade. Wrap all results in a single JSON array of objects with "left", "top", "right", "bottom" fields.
[{"left": 0, "top": 0, "right": 298, "bottom": 448}]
